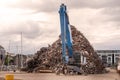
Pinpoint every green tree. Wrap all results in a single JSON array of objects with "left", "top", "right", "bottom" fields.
[{"left": 4, "top": 55, "right": 10, "bottom": 66}]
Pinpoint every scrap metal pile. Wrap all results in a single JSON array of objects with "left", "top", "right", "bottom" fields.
[{"left": 24, "top": 25, "right": 105, "bottom": 74}]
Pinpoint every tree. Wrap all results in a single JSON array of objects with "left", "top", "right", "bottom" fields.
[{"left": 4, "top": 54, "right": 9, "bottom": 66}]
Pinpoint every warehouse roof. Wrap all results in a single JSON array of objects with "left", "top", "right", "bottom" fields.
[{"left": 96, "top": 50, "right": 120, "bottom": 53}]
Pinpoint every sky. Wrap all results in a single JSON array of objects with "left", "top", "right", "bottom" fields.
[{"left": 0, "top": 0, "right": 120, "bottom": 54}]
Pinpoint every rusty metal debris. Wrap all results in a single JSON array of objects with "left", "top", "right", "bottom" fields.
[{"left": 23, "top": 25, "right": 105, "bottom": 74}]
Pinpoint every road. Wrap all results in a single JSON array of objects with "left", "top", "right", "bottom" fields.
[{"left": 0, "top": 69, "right": 119, "bottom": 80}]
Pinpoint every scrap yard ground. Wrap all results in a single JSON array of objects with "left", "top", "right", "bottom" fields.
[{"left": 0, "top": 69, "right": 119, "bottom": 80}]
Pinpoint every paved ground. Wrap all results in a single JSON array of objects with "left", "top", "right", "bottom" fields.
[{"left": 0, "top": 69, "right": 120, "bottom": 80}]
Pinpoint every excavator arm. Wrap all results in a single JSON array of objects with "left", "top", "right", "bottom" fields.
[{"left": 59, "top": 4, "right": 73, "bottom": 64}]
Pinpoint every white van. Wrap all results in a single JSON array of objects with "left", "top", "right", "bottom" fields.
[
  {"left": 117, "top": 63, "right": 120, "bottom": 70},
  {"left": 117, "top": 61, "right": 120, "bottom": 74}
]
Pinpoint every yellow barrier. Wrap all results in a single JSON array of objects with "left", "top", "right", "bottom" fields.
[{"left": 5, "top": 74, "right": 14, "bottom": 80}]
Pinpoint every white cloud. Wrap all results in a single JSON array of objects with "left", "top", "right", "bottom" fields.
[{"left": 0, "top": 0, "right": 120, "bottom": 54}]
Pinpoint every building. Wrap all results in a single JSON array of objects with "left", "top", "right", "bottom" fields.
[
  {"left": 0, "top": 45, "right": 6, "bottom": 66},
  {"left": 76, "top": 50, "right": 120, "bottom": 67},
  {"left": 13, "top": 54, "right": 27, "bottom": 68},
  {"left": 96, "top": 50, "right": 120, "bottom": 66}
]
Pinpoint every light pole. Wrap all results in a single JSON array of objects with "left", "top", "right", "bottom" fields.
[{"left": 21, "top": 32, "right": 23, "bottom": 68}]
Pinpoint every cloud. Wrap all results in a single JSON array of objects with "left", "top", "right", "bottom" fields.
[
  {"left": 67, "top": 0, "right": 120, "bottom": 9},
  {"left": 0, "top": 0, "right": 120, "bottom": 54},
  {"left": 66, "top": 5, "right": 120, "bottom": 50},
  {"left": 0, "top": 21, "right": 42, "bottom": 39},
  {"left": 93, "top": 35, "right": 120, "bottom": 50},
  {"left": 102, "top": 8, "right": 120, "bottom": 23},
  {"left": 5, "top": 0, "right": 120, "bottom": 13},
  {"left": 8, "top": 0, "right": 60, "bottom": 13},
  {"left": 0, "top": 19, "right": 59, "bottom": 54}
]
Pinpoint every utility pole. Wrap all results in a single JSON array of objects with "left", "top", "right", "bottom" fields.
[
  {"left": 16, "top": 45, "right": 19, "bottom": 69},
  {"left": 21, "top": 32, "right": 23, "bottom": 68},
  {"left": 7, "top": 40, "right": 11, "bottom": 71}
]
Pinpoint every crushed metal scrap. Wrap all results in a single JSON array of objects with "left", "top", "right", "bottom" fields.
[{"left": 23, "top": 25, "right": 105, "bottom": 74}]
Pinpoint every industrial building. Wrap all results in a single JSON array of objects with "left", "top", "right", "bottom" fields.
[
  {"left": 96, "top": 50, "right": 120, "bottom": 66},
  {"left": 13, "top": 54, "right": 27, "bottom": 68},
  {"left": 0, "top": 45, "right": 6, "bottom": 66},
  {"left": 80, "top": 50, "right": 120, "bottom": 66}
]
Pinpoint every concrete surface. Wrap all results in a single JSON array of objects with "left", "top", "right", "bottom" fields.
[{"left": 0, "top": 69, "right": 119, "bottom": 80}]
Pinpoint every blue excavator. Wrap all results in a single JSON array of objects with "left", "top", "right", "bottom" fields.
[
  {"left": 59, "top": 4, "right": 73, "bottom": 64},
  {"left": 57, "top": 4, "right": 81, "bottom": 75}
]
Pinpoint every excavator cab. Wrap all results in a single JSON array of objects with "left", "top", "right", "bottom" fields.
[{"left": 67, "top": 52, "right": 81, "bottom": 74}]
